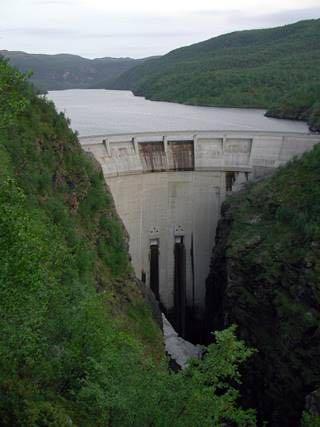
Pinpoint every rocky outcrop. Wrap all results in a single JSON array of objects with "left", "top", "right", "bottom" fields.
[
  {"left": 305, "top": 389, "right": 320, "bottom": 417},
  {"left": 205, "top": 201, "right": 234, "bottom": 335},
  {"left": 205, "top": 146, "right": 320, "bottom": 426},
  {"left": 162, "top": 314, "right": 203, "bottom": 369}
]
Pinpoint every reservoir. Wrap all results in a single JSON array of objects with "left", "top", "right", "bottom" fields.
[{"left": 47, "top": 89, "right": 309, "bottom": 136}]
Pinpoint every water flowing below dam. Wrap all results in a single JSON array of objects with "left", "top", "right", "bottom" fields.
[{"left": 80, "top": 130, "right": 320, "bottom": 343}]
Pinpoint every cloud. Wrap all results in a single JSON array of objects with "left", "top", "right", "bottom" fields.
[
  {"left": 192, "top": 9, "right": 242, "bottom": 16},
  {"left": 191, "top": 6, "right": 320, "bottom": 25},
  {"left": 32, "top": 0, "right": 73, "bottom": 4},
  {"left": 1, "top": 27, "right": 78, "bottom": 37},
  {"left": 1, "top": 26, "right": 199, "bottom": 40},
  {"left": 253, "top": 7, "right": 320, "bottom": 25},
  {"left": 87, "top": 31, "right": 200, "bottom": 39}
]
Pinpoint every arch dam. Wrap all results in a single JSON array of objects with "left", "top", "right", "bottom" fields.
[{"left": 80, "top": 130, "right": 320, "bottom": 341}]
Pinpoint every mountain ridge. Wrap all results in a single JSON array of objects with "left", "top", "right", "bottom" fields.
[{"left": 0, "top": 49, "right": 144, "bottom": 91}]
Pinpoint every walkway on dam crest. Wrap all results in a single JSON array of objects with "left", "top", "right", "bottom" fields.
[{"left": 80, "top": 130, "right": 320, "bottom": 178}]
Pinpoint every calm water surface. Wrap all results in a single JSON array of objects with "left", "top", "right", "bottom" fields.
[{"left": 48, "top": 89, "right": 308, "bottom": 136}]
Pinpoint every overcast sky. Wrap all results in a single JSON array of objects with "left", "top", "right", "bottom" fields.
[{"left": 1, "top": 0, "right": 320, "bottom": 58}]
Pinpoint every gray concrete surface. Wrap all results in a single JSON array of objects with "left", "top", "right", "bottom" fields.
[{"left": 80, "top": 130, "right": 320, "bottom": 319}]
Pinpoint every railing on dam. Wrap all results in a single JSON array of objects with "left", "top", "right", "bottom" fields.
[{"left": 80, "top": 130, "right": 320, "bottom": 178}]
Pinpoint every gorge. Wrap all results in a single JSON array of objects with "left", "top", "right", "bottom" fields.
[
  {"left": 1, "top": 58, "right": 260, "bottom": 426},
  {"left": 46, "top": 87, "right": 320, "bottom": 425},
  {"left": 1, "top": 0, "right": 320, "bottom": 420},
  {"left": 80, "top": 130, "right": 320, "bottom": 344},
  {"left": 1, "top": 30, "right": 320, "bottom": 423},
  {"left": 77, "top": 127, "right": 320, "bottom": 425}
]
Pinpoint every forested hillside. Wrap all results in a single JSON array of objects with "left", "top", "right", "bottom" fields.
[
  {"left": 0, "top": 50, "right": 142, "bottom": 91},
  {"left": 0, "top": 59, "right": 256, "bottom": 426},
  {"left": 266, "top": 83, "right": 320, "bottom": 132},
  {"left": 110, "top": 19, "right": 320, "bottom": 131}
]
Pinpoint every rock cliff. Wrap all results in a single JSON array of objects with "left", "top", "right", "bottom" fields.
[{"left": 205, "top": 145, "right": 320, "bottom": 425}]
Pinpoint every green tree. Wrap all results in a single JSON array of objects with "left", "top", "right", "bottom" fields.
[
  {"left": 77, "top": 326, "right": 256, "bottom": 426},
  {"left": 0, "top": 59, "right": 30, "bottom": 128}
]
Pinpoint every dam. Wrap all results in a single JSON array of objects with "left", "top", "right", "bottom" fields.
[{"left": 80, "top": 130, "right": 320, "bottom": 340}]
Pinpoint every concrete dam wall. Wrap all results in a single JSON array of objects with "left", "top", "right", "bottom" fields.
[{"left": 80, "top": 130, "right": 320, "bottom": 338}]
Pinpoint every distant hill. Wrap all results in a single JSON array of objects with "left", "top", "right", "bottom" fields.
[
  {"left": 0, "top": 50, "right": 143, "bottom": 91},
  {"left": 90, "top": 55, "right": 161, "bottom": 90},
  {"left": 109, "top": 19, "right": 320, "bottom": 130}
]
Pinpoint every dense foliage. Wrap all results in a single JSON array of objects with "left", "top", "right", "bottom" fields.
[
  {"left": 0, "top": 59, "right": 256, "bottom": 425},
  {"left": 110, "top": 19, "right": 320, "bottom": 130},
  {"left": 266, "top": 83, "right": 320, "bottom": 131},
  {"left": 0, "top": 50, "right": 142, "bottom": 91},
  {"left": 206, "top": 143, "right": 320, "bottom": 425}
]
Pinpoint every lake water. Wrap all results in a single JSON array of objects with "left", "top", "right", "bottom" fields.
[{"left": 47, "top": 89, "right": 308, "bottom": 136}]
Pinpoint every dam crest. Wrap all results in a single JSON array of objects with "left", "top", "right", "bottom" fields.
[{"left": 80, "top": 130, "right": 320, "bottom": 340}]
